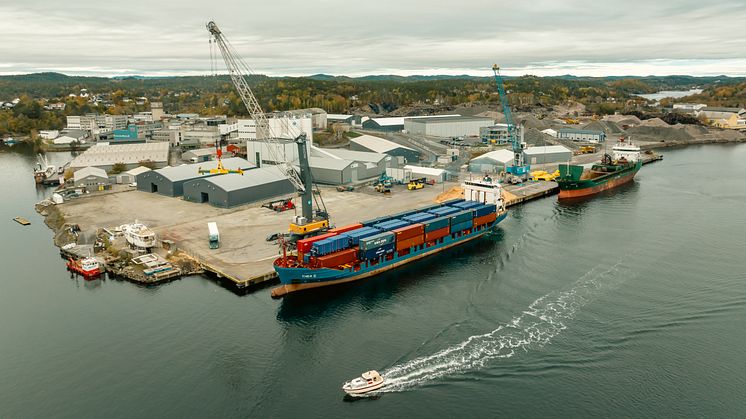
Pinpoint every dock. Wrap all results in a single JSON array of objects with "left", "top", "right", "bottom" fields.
[
  {"left": 503, "top": 182, "right": 559, "bottom": 207},
  {"left": 13, "top": 217, "right": 31, "bottom": 225}
]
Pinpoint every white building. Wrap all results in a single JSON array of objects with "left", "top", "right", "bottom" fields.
[
  {"left": 39, "top": 130, "right": 59, "bottom": 140},
  {"left": 541, "top": 128, "right": 558, "bottom": 138},
  {"left": 404, "top": 116, "right": 494, "bottom": 138},
  {"left": 673, "top": 103, "right": 707, "bottom": 112},
  {"left": 468, "top": 149, "right": 515, "bottom": 173},
  {"left": 236, "top": 114, "right": 313, "bottom": 143},
  {"left": 66, "top": 114, "right": 128, "bottom": 134},
  {"left": 403, "top": 165, "right": 448, "bottom": 183}
]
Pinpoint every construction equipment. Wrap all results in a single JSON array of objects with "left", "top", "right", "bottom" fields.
[
  {"left": 491, "top": 64, "right": 530, "bottom": 182},
  {"left": 375, "top": 183, "right": 391, "bottom": 194},
  {"left": 407, "top": 178, "right": 426, "bottom": 190},
  {"left": 563, "top": 118, "right": 580, "bottom": 124},
  {"left": 198, "top": 139, "right": 244, "bottom": 175},
  {"left": 207, "top": 21, "right": 328, "bottom": 237},
  {"left": 579, "top": 145, "right": 597, "bottom": 154},
  {"left": 531, "top": 169, "right": 560, "bottom": 181},
  {"left": 262, "top": 198, "right": 295, "bottom": 212}
]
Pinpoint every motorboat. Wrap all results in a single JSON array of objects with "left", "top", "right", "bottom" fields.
[
  {"left": 342, "top": 370, "right": 385, "bottom": 395},
  {"left": 120, "top": 222, "right": 157, "bottom": 249}
]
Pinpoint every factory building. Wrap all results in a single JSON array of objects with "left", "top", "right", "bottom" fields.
[
  {"left": 402, "top": 165, "right": 448, "bottom": 183},
  {"left": 183, "top": 148, "right": 216, "bottom": 163},
  {"left": 115, "top": 166, "right": 151, "bottom": 184},
  {"left": 314, "top": 148, "right": 397, "bottom": 180},
  {"left": 558, "top": 128, "right": 606, "bottom": 143},
  {"left": 480, "top": 124, "right": 511, "bottom": 144},
  {"left": 69, "top": 142, "right": 169, "bottom": 171},
  {"left": 237, "top": 114, "right": 314, "bottom": 142},
  {"left": 136, "top": 157, "right": 253, "bottom": 197},
  {"left": 182, "top": 166, "right": 295, "bottom": 208},
  {"left": 73, "top": 167, "right": 110, "bottom": 189},
  {"left": 362, "top": 117, "right": 406, "bottom": 132},
  {"left": 349, "top": 134, "right": 420, "bottom": 163},
  {"left": 523, "top": 145, "right": 572, "bottom": 165},
  {"left": 468, "top": 149, "right": 515, "bottom": 173},
  {"left": 307, "top": 157, "right": 358, "bottom": 185},
  {"left": 327, "top": 114, "right": 362, "bottom": 126},
  {"left": 404, "top": 116, "right": 494, "bottom": 138}
]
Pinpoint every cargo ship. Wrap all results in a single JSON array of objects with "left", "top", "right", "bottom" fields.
[
  {"left": 271, "top": 176, "right": 507, "bottom": 297},
  {"left": 557, "top": 138, "right": 642, "bottom": 199}
]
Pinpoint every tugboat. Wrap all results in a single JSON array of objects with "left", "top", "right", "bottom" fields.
[
  {"left": 67, "top": 257, "right": 101, "bottom": 278},
  {"left": 557, "top": 137, "right": 642, "bottom": 199},
  {"left": 342, "top": 370, "right": 385, "bottom": 395}
]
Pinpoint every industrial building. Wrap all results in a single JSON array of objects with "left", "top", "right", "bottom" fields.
[
  {"left": 136, "top": 157, "right": 253, "bottom": 197},
  {"left": 182, "top": 166, "right": 295, "bottom": 208},
  {"left": 362, "top": 117, "right": 406, "bottom": 132},
  {"left": 116, "top": 166, "right": 151, "bottom": 184},
  {"left": 404, "top": 116, "right": 494, "bottom": 138},
  {"left": 327, "top": 114, "right": 361, "bottom": 126},
  {"left": 183, "top": 148, "right": 216, "bottom": 163},
  {"left": 305, "top": 157, "right": 355, "bottom": 185},
  {"left": 480, "top": 124, "right": 511, "bottom": 144},
  {"left": 402, "top": 165, "right": 448, "bottom": 183},
  {"left": 349, "top": 134, "right": 419, "bottom": 163},
  {"left": 468, "top": 149, "right": 515, "bottom": 173},
  {"left": 73, "top": 167, "right": 110, "bottom": 189},
  {"left": 237, "top": 114, "right": 314, "bottom": 142},
  {"left": 69, "top": 142, "right": 169, "bottom": 171},
  {"left": 314, "top": 148, "right": 397, "bottom": 180},
  {"left": 558, "top": 128, "right": 606, "bottom": 143},
  {"left": 523, "top": 145, "right": 572, "bottom": 165}
]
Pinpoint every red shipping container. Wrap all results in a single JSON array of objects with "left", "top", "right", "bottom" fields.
[
  {"left": 296, "top": 232, "right": 337, "bottom": 254},
  {"left": 425, "top": 226, "right": 449, "bottom": 242},
  {"left": 328, "top": 223, "right": 363, "bottom": 235},
  {"left": 474, "top": 212, "right": 497, "bottom": 226},
  {"left": 316, "top": 247, "right": 358, "bottom": 268},
  {"left": 396, "top": 235, "right": 425, "bottom": 251},
  {"left": 392, "top": 223, "right": 424, "bottom": 241}
]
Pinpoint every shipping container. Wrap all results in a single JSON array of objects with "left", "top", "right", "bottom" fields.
[
  {"left": 316, "top": 248, "right": 358, "bottom": 268},
  {"left": 328, "top": 223, "right": 363, "bottom": 234},
  {"left": 473, "top": 212, "right": 497, "bottom": 226},
  {"left": 423, "top": 216, "right": 450, "bottom": 232},
  {"left": 359, "top": 231, "right": 396, "bottom": 251},
  {"left": 450, "top": 219, "right": 473, "bottom": 234},
  {"left": 396, "top": 234, "right": 425, "bottom": 251},
  {"left": 403, "top": 212, "right": 437, "bottom": 223},
  {"left": 361, "top": 243, "right": 395, "bottom": 260},
  {"left": 296, "top": 232, "right": 337, "bottom": 254},
  {"left": 452, "top": 200, "right": 482, "bottom": 209},
  {"left": 425, "top": 226, "right": 450, "bottom": 242},
  {"left": 392, "top": 223, "right": 424, "bottom": 241},
  {"left": 373, "top": 219, "right": 409, "bottom": 231},
  {"left": 473, "top": 204, "right": 497, "bottom": 218},
  {"left": 450, "top": 209, "right": 473, "bottom": 224},
  {"left": 428, "top": 206, "right": 460, "bottom": 217},
  {"left": 346, "top": 227, "right": 381, "bottom": 245},
  {"left": 362, "top": 215, "right": 392, "bottom": 226}
]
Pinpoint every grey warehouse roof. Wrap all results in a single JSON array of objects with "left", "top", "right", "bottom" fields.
[
  {"left": 350, "top": 135, "right": 415, "bottom": 153},
  {"left": 523, "top": 145, "right": 571, "bottom": 155},
  {"left": 315, "top": 148, "right": 386, "bottom": 163},
  {"left": 155, "top": 157, "right": 253, "bottom": 182},
  {"left": 70, "top": 142, "right": 169, "bottom": 167},
  {"left": 406, "top": 116, "right": 493, "bottom": 124},
  {"left": 201, "top": 166, "right": 290, "bottom": 192}
]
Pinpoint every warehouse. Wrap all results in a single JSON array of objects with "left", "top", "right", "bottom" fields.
[
  {"left": 404, "top": 116, "right": 494, "bottom": 137},
  {"left": 403, "top": 165, "right": 448, "bottom": 183},
  {"left": 362, "top": 116, "right": 406, "bottom": 132},
  {"left": 73, "top": 166, "right": 110, "bottom": 189},
  {"left": 182, "top": 147, "right": 215, "bottom": 163},
  {"left": 558, "top": 128, "right": 606, "bottom": 143},
  {"left": 116, "top": 166, "right": 151, "bottom": 184},
  {"left": 349, "top": 134, "right": 420, "bottom": 163},
  {"left": 69, "top": 142, "right": 169, "bottom": 171},
  {"left": 314, "top": 148, "right": 396, "bottom": 180},
  {"left": 136, "top": 157, "right": 253, "bottom": 197},
  {"left": 308, "top": 157, "right": 357, "bottom": 185},
  {"left": 523, "top": 145, "right": 572, "bottom": 165},
  {"left": 468, "top": 149, "right": 515, "bottom": 173},
  {"left": 182, "top": 166, "right": 295, "bottom": 208}
]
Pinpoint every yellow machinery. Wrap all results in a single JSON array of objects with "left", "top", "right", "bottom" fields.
[
  {"left": 288, "top": 218, "right": 329, "bottom": 235},
  {"left": 579, "top": 145, "right": 597, "bottom": 154},
  {"left": 563, "top": 118, "right": 580, "bottom": 124},
  {"left": 407, "top": 180, "right": 424, "bottom": 190},
  {"left": 531, "top": 169, "right": 560, "bottom": 181},
  {"left": 198, "top": 140, "right": 244, "bottom": 175}
]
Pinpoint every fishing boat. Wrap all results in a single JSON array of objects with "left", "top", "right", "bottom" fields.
[
  {"left": 33, "top": 154, "right": 58, "bottom": 184},
  {"left": 120, "top": 222, "right": 157, "bottom": 249},
  {"left": 67, "top": 257, "right": 101, "bottom": 278},
  {"left": 557, "top": 138, "right": 642, "bottom": 199},
  {"left": 342, "top": 370, "right": 385, "bottom": 395},
  {"left": 271, "top": 176, "right": 507, "bottom": 297}
]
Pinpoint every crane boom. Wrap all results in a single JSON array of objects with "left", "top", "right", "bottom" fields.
[
  {"left": 491, "top": 64, "right": 529, "bottom": 178},
  {"left": 206, "top": 21, "right": 305, "bottom": 192}
]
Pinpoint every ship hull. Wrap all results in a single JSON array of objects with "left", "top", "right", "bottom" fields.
[
  {"left": 558, "top": 161, "right": 641, "bottom": 199},
  {"left": 271, "top": 211, "right": 507, "bottom": 298}
]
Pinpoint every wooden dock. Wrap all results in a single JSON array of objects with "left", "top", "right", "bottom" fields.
[
  {"left": 503, "top": 181, "right": 559, "bottom": 207},
  {"left": 13, "top": 217, "right": 31, "bottom": 225},
  {"left": 199, "top": 260, "right": 278, "bottom": 290}
]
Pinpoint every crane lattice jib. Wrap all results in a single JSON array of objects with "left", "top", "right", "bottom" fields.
[
  {"left": 492, "top": 65, "right": 521, "bottom": 158},
  {"left": 206, "top": 21, "right": 304, "bottom": 191}
]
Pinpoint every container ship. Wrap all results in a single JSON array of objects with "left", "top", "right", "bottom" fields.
[
  {"left": 557, "top": 138, "right": 642, "bottom": 199},
  {"left": 271, "top": 177, "right": 507, "bottom": 297}
]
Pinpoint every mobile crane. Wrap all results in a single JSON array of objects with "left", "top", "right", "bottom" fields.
[
  {"left": 206, "top": 21, "right": 328, "bottom": 237},
  {"left": 491, "top": 64, "right": 530, "bottom": 183}
]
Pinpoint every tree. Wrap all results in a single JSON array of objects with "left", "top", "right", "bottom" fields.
[
  {"left": 138, "top": 160, "right": 157, "bottom": 169},
  {"left": 111, "top": 162, "right": 127, "bottom": 174}
]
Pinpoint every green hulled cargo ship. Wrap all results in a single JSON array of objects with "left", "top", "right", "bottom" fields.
[{"left": 557, "top": 139, "right": 642, "bottom": 199}]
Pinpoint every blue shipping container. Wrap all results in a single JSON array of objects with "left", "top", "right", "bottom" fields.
[
  {"left": 361, "top": 242, "right": 395, "bottom": 260},
  {"left": 451, "top": 209, "right": 473, "bottom": 224},
  {"left": 346, "top": 227, "right": 381, "bottom": 245},
  {"left": 428, "top": 206, "right": 460, "bottom": 216},
  {"left": 474, "top": 204, "right": 497, "bottom": 218},
  {"left": 403, "top": 212, "right": 437, "bottom": 223},
  {"left": 359, "top": 232, "right": 396, "bottom": 251},
  {"left": 423, "top": 216, "right": 450, "bottom": 232},
  {"left": 373, "top": 219, "right": 409, "bottom": 231},
  {"left": 449, "top": 219, "right": 473, "bottom": 234},
  {"left": 452, "top": 200, "right": 482, "bottom": 209}
]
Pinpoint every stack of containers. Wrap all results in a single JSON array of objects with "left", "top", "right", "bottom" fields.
[
  {"left": 449, "top": 209, "right": 474, "bottom": 233},
  {"left": 359, "top": 232, "right": 396, "bottom": 260},
  {"left": 315, "top": 247, "right": 358, "bottom": 268},
  {"left": 423, "top": 216, "right": 451, "bottom": 242},
  {"left": 428, "top": 206, "right": 461, "bottom": 217},
  {"left": 392, "top": 223, "right": 425, "bottom": 251},
  {"left": 402, "top": 212, "right": 437, "bottom": 224},
  {"left": 297, "top": 232, "right": 337, "bottom": 263},
  {"left": 311, "top": 234, "right": 351, "bottom": 256},
  {"left": 472, "top": 203, "right": 498, "bottom": 226},
  {"left": 346, "top": 227, "right": 381, "bottom": 246},
  {"left": 327, "top": 223, "right": 363, "bottom": 235},
  {"left": 372, "top": 219, "right": 410, "bottom": 231},
  {"left": 452, "top": 200, "right": 483, "bottom": 210}
]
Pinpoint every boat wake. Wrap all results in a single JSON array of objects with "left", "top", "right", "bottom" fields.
[{"left": 379, "top": 259, "right": 634, "bottom": 393}]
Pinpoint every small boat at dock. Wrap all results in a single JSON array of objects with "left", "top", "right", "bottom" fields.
[
  {"left": 342, "top": 370, "right": 385, "bottom": 395},
  {"left": 13, "top": 217, "right": 31, "bottom": 225},
  {"left": 67, "top": 257, "right": 101, "bottom": 278}
]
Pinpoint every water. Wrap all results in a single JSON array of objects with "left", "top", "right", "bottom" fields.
[
  {"left": 1, "top": 143, "right": 745, "bottom": 417},
  {"left": 636, "top": 89, "right": 703, "bottom": 101}
]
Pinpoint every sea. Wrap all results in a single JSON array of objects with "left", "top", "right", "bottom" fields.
[
  {"left": 0, "top": 142, "right": 744, "bottom": 418},
  {"left": 636, "top": 89, "right": 703, "bottom": 101}
]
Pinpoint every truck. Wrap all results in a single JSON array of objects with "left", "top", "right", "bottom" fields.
[{"left": 207, "top": 222, "right": 220, "bottom": 249}]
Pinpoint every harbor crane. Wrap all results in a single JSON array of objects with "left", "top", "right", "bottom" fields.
[
  {"left": 197, "top": 139, "right": 244, "bottom": 175},
  {"left": 491, "top": 64, "right": 530, "bottom": 183},
  {"left": 206, "top": 21, "right": 328, "bottom": 236}
]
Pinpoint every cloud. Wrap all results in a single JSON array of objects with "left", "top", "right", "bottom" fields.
[{"left": 2, "top": 0, "right": 745, "bottom": 76}]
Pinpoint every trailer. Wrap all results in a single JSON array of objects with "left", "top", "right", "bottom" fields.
[{"left": 207, "top": 222, "right": 220, "bottom": 249}]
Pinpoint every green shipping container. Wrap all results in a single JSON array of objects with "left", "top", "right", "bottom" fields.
[
  {"left": 423, "top": 216, "right": 450, "bottom": 232},
  {"left": 359, "top": 232, "right": 395, "bottom": 251},
  {"left": 450, "top": 209, "right": 473, "bottom": 224}
]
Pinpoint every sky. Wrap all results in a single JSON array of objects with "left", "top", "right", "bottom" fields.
[{"left": 2, "top": 0, "right": 746, "bottom": 78}]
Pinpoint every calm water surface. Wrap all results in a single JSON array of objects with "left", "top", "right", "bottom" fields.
[{"left": 1, "top": 143, "right": 744, "bottom": 418}]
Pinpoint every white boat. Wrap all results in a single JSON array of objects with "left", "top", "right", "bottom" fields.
[
  {"left": 120, "top": 222, "right": 157, "bottom": 249},
  {"left": 342, "top": 370, "right": 385, "bottom": 395}
]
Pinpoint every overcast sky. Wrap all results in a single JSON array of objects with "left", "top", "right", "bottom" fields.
[{"left": 2, "top": 0, "right": 745, "bottom": 77}]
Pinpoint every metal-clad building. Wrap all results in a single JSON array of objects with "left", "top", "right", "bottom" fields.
[
  {"left": 182, "top": 148, "right": 215, "bottom": 163},
  {"left": 308, "top": 157, "right": 356, "bottom": 185},
  {"left": 116, "top": 165, "right": 151, "bottom": 184},
  {"left": 558, "top": 128, "right": 606, "bottom": 143},
  {"left": 349, "top": 134, "right": 420, "bottom": 163},
  {"left": 523, "top": 145, "right": 572, "bottom": 165},
  {"left": 313, "top": 148, "right": 396, "bottom": 181},
  {"left": 402, "top": 165, "right": 448, "bottom": 183},
  {"left": 404, "top": 116, "right": 494, "bottom": 137},
  {"left": 136, "top": 157, "right": 253, "bottom": 197},
  {"left": 182, "top": 166, "right": 295, "bottom": 208},
  {"left": 69, "top": 142, "right": 169, "bottom": 171},
  {"left": 468, "top": 149, "right": 515, "bottom": 173},
  {"left": 362, "top": 117, "right": 405, "bottom": 132},
  {"left": 73, "top": 167, "right": 110, "bottom": 188}
]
